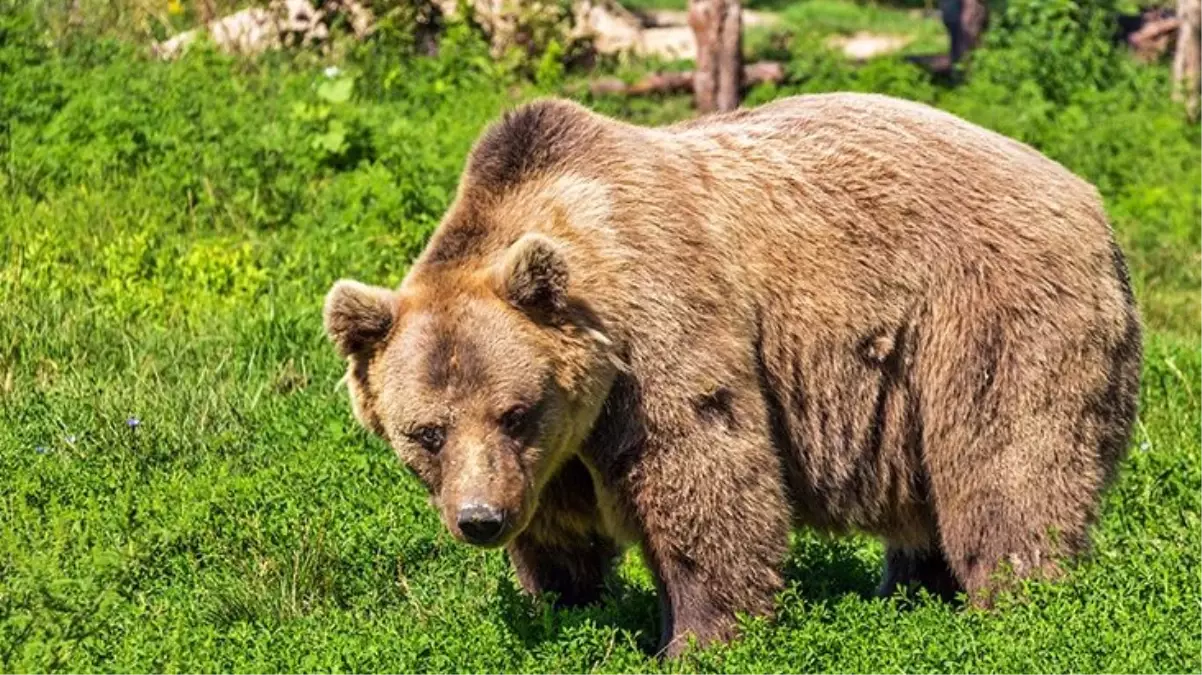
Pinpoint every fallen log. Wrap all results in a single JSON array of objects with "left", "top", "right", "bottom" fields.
[
  {"left": 583, "top": 60, "right": 783, "bottom": 97},
  {"left": 1128, "top": 15, "right": 1183, "bottom": 61}
]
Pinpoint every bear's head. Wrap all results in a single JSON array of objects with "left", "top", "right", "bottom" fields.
[{"left": 323, "top": 233, "right": 620, "bottom": 548}]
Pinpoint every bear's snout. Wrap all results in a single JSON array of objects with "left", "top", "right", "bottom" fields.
[{"left": 456, "top": 502, "right": 507, "bottom": 546}]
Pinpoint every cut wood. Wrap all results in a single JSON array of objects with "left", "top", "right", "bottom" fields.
[
  {"left": 152, "top": 0, "right": 373, "bottom": 59},
  {"left": 1128, "top": 14, "right": 1183, "bottom": 60},
  {"left": 584, "top": 60, "right": 783, "bottom": 97},
  {"left": 574, "top": 0, "right": 647, "bottom": 55},
  {"left": 153, "top": 0, "right": 767, "bottom": 66},
  {"left": 196, "top": 0, "right": 217, "bottom": 25}
]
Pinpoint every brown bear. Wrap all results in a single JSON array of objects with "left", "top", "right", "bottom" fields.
[{"left": 322, "top": 93, "right": 1142, "bottom": 657}]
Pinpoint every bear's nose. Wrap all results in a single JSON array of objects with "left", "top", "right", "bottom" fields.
[{"left": 456, "top": 503, "right": 506, "bottom": 545}]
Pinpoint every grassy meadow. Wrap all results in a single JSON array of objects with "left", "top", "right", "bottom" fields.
[{"left": 1, "top": 0, "right": 1199, "bottom": 671}]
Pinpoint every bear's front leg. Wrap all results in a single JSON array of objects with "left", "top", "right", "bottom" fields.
[
  {"left": 507, "top": 529, "right": 618, "bottom": 608},
  {"left": 607, "top": 416, "right": 792, "bottom": 657},
  {"left": 506, "top": 457, "right": 619, "bottom": 608}
]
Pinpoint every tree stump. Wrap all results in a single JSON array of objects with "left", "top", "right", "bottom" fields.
[
  {"left": 1173, "top": 0, "right": 1201, "bottom": 119},
  {"left": 688, "top": 0, "right": 742, "bottom": 113},
  {"left": 941, "top": 0, "right": 988, "bottom": 64}
]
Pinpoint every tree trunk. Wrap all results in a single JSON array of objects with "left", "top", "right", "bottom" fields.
[
  {"left": 1173, "top": 0, "right": 1201, "bottom": 119},
  {"left": 960, "top": 0, "right": 988, "bottom": 54},
  {"left": 941, "top": 0, "right": 988, "bottom": 63},
  {"left": 716, "top": 0, "right": 742, "bottom": 112},
  {"left": 689, "top": 0, "right": 742, "bottom": 113}
]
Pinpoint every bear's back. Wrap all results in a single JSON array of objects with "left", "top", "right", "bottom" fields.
[
  {"left": 427, "top": 93, "right": 1125, "bottom": 331},
  {"left": 629, "top": 92, "right": 1120, "bottom": 317},
  {"left": 658, "top": 92, "right": 1107, "bottom": 249}
]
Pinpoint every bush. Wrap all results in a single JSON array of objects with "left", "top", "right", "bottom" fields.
[{"left": 976, "top": 0, "right": 1127, "bottom": 107}]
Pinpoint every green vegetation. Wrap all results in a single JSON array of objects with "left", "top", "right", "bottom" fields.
[{"left": 1, "top": 0, "right": 1198, "bottom": 671}]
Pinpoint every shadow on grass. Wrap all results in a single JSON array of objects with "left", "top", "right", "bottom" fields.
[
  {"left": 495, "top": 534, "right": 883, "bottom": 653},
  {"left": 902, "top": 52, "right": 969, "bottom": 87},
  {"left": 494, "top": 568, "right": 663, "bottom": 653},
  {"left": 781, "top": 535, "right": 882, "bottom": 601}
]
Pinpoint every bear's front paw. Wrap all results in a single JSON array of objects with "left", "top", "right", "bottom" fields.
[{"left": 658, "top": 617, "right": 737, "bottom": 659}]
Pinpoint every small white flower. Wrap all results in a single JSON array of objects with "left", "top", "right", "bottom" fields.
[{"left": 324, "top": 66, "right": 342, "bottom": 79}]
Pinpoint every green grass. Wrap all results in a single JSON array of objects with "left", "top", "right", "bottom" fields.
[{"left": 1, "top": 1, "right": 1200, "bottom": 672}]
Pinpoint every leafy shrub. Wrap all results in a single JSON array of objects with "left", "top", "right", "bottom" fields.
[{"left": 976, "top": 0, "right": 1127, "bottom": 106}]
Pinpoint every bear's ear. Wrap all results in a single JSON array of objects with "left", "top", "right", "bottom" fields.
[
  {"left": 323, "top": 279, "right": 398, "bottom": 358},
  {"left": 495, "top": 233, "right": 570, "bottom": 317}
]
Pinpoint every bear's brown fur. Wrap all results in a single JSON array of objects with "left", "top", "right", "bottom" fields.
[{"left": 323, "top": 93, "right": 1142, "bottom": 656}]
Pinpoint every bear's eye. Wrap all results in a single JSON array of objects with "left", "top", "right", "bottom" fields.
[
  {"left": 408, "top": 425, "right": 446, "bottom": 454},
  {"left": 499, "top": 405, "right": 534, "bottom": 437}
]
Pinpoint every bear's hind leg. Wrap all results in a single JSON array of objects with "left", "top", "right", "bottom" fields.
[
  {"left": 918, "top": 294, "right": 1132, "bottom": 607},
  {"left": 927, "top": 434, "right": 1095, "bottom": 608},
  {"left": 878, "top": 544, "right": 963, "bottom": 603}
]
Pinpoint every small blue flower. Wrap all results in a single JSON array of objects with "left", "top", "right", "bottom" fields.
[
  {"left": 35, "top": 446, "right": 48, "bottom": 455},
  {"left": 126, "top": 417, "right": 141, "bottom": 429},
  {"left": 1139, "top": 440, "right": 1152, "bottom": 453},
  {"left": 64, "top": 434, "right": 76, "bottom": 445}
]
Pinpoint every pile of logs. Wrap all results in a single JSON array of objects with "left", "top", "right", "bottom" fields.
[
  {"left": 151, "top": 0, "right": 1201, "bottom": 118},
  {"left": 152, "top": 0, "right": 658, "bottom": 61},
  {"left": 152, "top": 0, "right": 372, "bottom": 59},
  {"left": 151, "top": 0, "right": 790, "bottom": 108}
]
